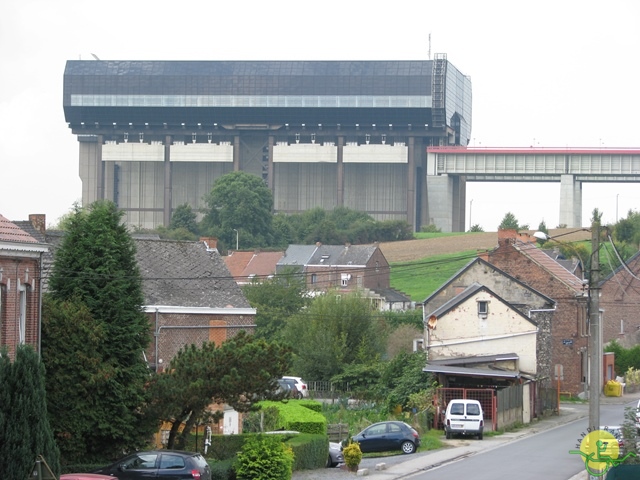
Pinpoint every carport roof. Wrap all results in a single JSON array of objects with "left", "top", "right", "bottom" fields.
[{"left": 423, "top": 364, "right": 521, "bottom": 379}]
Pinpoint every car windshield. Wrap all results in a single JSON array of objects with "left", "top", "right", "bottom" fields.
[{"left": 450, "top": 403, "right": 464, "bottom": 415}]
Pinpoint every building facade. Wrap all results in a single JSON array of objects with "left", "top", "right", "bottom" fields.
[
  {"left": 63, "top": 58, "right": 472, "bottom": 231},
  {"left": 0, "top": 214, "right": 48, "bottom": 360}
]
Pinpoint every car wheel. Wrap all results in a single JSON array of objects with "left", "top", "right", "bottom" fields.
[
  {"left": 445, "top": 430, "right": 451, "bottom": 440},
  {"left": 326, "top": 455, "right": 333, "bottom": 468},
  {"left": 401, "top": 441, "right": 416, "bottom": 454},
  {"left": 478, "top": 431, "right": 483, "bottom": 440}
]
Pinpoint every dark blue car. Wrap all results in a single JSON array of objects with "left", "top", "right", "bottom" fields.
[{"left": 350, "top": 421, "right": 421, "bottom": 454}]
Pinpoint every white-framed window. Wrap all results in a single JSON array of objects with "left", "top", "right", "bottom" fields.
[
  {"left": 311, "top": 273, "right": 317, "bottom": 284},
  {"left": 19, "top": 283, "right": 27, "bottom": 344},
  {"left": 477, "top": 300, "right": 489, "bottom": 319}
]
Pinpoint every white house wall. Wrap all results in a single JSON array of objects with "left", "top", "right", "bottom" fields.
[{"left": 428, "top": 292, "right": 538, "bottom": 374}]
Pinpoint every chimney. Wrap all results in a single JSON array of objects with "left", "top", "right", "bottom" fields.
[
  {"left": 29, "top": 214, "right": 46, "bottom": 234},
  {"left": 199, "top": 237, "right": 218, "bottom": 252},
  {"left": 497, "top": 228, "right": 517, "bottom": 247}
]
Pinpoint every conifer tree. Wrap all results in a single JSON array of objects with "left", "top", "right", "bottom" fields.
[
  {"left": 46, "top": 200, "right": 154, "bottom": 460},
  {"left": 0, "top": 345, "right": 60, "bottom": 479}
]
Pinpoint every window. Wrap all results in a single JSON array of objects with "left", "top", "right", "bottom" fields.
[
  {"left": 311, "top": 273, "right": 317, "bottom": 284},
  {"left": 160, "top": 454, "right": 185, "bottom": 469},
  {"left": 19, "top": 283, "right": 27, "bottom": 344},
  {"left": 477, "top": 300, "right": 488, "bottom": 319}
]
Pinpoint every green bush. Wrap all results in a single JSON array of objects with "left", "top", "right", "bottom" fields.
[
  {"left": 257, "top": 401, "right": 327, "bottom": 435},
  {"left": 205, "top": 434, "right": 246, "bottom": 461},
  {"left": 235, "top": 435, "right": 294, "bottom": 480},
  {"left": 285, "top": 434, "right": 328, "bottom": 470},
  {"left": 209, "top": 457, "right": 237, "bottom": 480}
]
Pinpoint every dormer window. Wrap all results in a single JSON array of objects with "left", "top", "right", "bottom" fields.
[{"left": 477, "top": 300, "right": 489, "bottom": 319}]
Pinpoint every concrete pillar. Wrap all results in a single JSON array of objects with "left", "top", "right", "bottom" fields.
[
  {"left": 266, "top": 135, "right": 274, "bottom": 191},
  {"left": 559, "top": 174, "right": 582, "bottom": 227},
  {"left": 163, "top": 135, "right": 172, "bottom": 227},
  {"left": 451, "top": 175, "right": 466, "bottom": 232},
  {"left": 407, "top": 137, "right": 416, "bottom": 230},
  {"left": 426, "top": 174, "right": 451, "bottom": 232},
  {"left": 233, "top": 135, "right": 240, "bottom": 171},
  {"left": 337, "top": 136, "right": 344, "bottom": 206},
  {"left": 96, "top": 135, "right": 104, "bottom": 200}
]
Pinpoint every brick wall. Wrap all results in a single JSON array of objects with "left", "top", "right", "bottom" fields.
[
  {"left": 0, "top": 256, "right": 42, "bottom": 360},
  {"left": 488, "top": 237, "right": 589, "bottom": 395},
  {"left": 600, "top": 253, "right": 640, "bottom": 349},
  {"left": 146, "top": 311, "right": 256, "bottom": 371}
]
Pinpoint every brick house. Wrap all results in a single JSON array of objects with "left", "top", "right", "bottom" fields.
[
  {"left": 0, "top": 214, "right": 48, "bottom": 360},
  {"left": 483, "top": 229, "right": 589, "bottom": 396},
  {"left": 134, "top": 237, "right": 256, "bottom": 371},
  {"left": 422, "top": 257, "right": 557, "bottom": 391},
  {"left": 599, "top": 251, "right": 640, "bottom": 349},
  {"left": 276, "top": 243, "right": 411, "bottom": 310}
]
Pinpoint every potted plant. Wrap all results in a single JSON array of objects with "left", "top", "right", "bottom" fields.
[{"left": 342, "top": 441, "right": 362, "bottom": 473}]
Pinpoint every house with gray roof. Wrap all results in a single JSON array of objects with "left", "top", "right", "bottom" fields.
[
  {"left": 277, "top": 243, "right": 411, "bottom": 310},
  {"left": 32, "top": 222, "right": 256, "bottom": 370}
]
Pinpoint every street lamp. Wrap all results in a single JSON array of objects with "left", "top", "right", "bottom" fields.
[
  {"left": 233, "top": 229, "right": 239, "bottom": 251},
  {"left": 534, "top": 223, "right": 602, "bottom": 432}
]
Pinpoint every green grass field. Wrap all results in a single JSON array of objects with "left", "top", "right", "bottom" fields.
[{"left": 390, "top": 250, "right": 478, "bottom": 302}]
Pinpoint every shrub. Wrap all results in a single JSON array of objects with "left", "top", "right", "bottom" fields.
[
  {"left": 235, "top": 435, "right": 294, "bottom": 480},
  {"left": 342, "top": 442, "right": 362, "bottom": 472}
]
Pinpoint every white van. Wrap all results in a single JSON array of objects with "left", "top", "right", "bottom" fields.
[{"left": 444, "top": 399, "right": 484, "bottom": 440}]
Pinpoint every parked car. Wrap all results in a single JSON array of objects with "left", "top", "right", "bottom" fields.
[
  {"left": 444, "top": 399, "right": 484, "bottom": 440},
  {"left": 350, "top": 421, "right": 420, "bottom": 454},
  {"left": 327, "top": 441, "right": 344, "bottom": 467},
  {"left": 61, "top": 475, "right": 114, "bottom": 480},
  {"left": 277, "top": 378, "right": 299, "bottom": 399},
  {"left": 93, "top": 450, "right": 211, "bottom": 479},
  {"left": 283, "top": 376, "right": 309, "bottom": 398},
  {"left": 278, "top": 377, "right": 302, "bottom": 400},
  {"left": 635, "top": 400, "right": 640, "bottom": 433}
]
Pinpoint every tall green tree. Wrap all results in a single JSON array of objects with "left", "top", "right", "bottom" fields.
[
  {"left": 282, "top": 292, "right": 387, "bottom": 381},
  {"left": 46, "top": 201, "right": 154, "bottom": 460},
  {"left": 498, "top": 212, "right": 528, "bottom": 231},
  {"left": 243, "top": 272, "right": 310, "bottom": 341},
  {"left": 614, "top": 210, "right": 640, "bottom": 248},
  {"left": 146, "top": 332, "right": 291, "bottom": 449},
  {"left": 0, "top": 345, "right": 60, "bottom": 479},
  {"left": 201, "top": 171, "right": 274, "bottom": 248},
  {"left": 170, "top": 203, "right": 199, "bottom": 234},
  {"left": 41, "top": 297, "right": 110, "bottom": 463}
]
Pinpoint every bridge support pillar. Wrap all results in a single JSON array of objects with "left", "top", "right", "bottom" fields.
[
  {"left": 559, "top": 174, "right": 582, "bottom": 227},
  {"left": 426, "top": 174, "right": 466, "bottom": 233}
]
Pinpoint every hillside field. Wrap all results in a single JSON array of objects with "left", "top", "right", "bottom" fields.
[{"left": 381, "top": 229, "right": 591, "bottom": 301}]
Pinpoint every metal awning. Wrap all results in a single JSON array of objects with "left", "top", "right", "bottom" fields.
[{"left": 423, "top": 364, "right": 520, "bottom": 379}]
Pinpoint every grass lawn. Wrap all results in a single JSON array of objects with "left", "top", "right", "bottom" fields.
[{"left": 390, "top": 250, "right": 477, "bottom": 301}]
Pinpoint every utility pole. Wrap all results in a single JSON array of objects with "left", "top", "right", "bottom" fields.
[{"left": 588, "top": 218, "right": 601, "bottom": 431}]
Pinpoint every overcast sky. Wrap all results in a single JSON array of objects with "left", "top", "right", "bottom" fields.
[{"left": 1, "top": 0, "right": 639, "bottom": 231}]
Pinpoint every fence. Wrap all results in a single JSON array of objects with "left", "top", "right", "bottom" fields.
[
  {"left": 496, "top": 385, "right": 523, "bottom": 430},
  {"left": 435, "top": 388, "right": 496, "bottom": 431},
  {"left": 307, "top": 380, "right": 351, "bottom": 401}
]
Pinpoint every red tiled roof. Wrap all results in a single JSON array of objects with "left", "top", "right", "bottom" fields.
[
  {"left": 223, "top": 251, "right": 283, "bottom": 282},
  {"left": 241, "top": 251, "right": 283, "bottom": 278},
  {"left": 0, "top": 214, "right": 38, "bottom": 244},
  {"left": 515, "top": 240, "right": 586, "bottom": 293}
]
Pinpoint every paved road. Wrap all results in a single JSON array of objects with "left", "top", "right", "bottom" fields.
[{"left": 292, "top": 395, "right": 640, "bottom": 480}]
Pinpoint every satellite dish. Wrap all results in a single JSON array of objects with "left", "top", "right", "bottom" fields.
[{"left": 427, "top": 315, "right": 437, "bottom": 330}]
